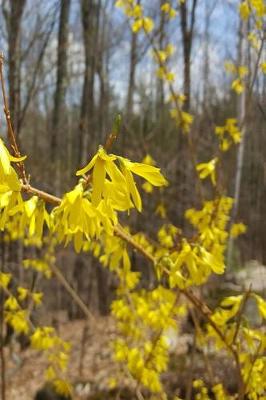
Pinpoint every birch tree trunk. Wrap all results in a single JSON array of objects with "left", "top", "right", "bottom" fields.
[{"left": 227, "top": 17, "right": 248, "bottom": 268}]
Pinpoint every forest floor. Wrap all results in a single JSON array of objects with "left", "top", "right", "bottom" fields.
[
  {"left": 2, "top": 315, "right": 237, "bottom": 399},
  {"left": 4, "top": 317, "right": 120, "bottom": 399}
]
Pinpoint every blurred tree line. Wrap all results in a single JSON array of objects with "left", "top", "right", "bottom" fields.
[{"left": 0, "top": 0, "right": 265, "bottom": 317}]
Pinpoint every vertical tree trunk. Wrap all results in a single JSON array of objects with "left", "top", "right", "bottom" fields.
[
  {"left": 156, "top": 0, "right": 166, "bottom": 114},
  {"left": 177, "top": 0, "right": 198, "bottom": 228},
  {"left": 202, "top": 0, "right": 210, "bottom": 105},
  {"left": 3, "top": 0, "right": 26, "bottom": 136},
  {"left": 97, "top": 11, "right": 110, "bottom": 143},
  {"left": 126, "top": 0, "right": 140, "bottom": 118},
  {"left": 126, "top": 30, "right": 138, "bottom": 117},
  {"left": 180, "top": 0, "right": 197, "bottom": 111},
  {"left": 79, "top": 0, "right": 98, "bottom": 165},
  {"left": 227, "top": 17, "right": 248, "bottom": 267},
  {"left": 50, "top": 0, "right": 71, "bottom": 164}
]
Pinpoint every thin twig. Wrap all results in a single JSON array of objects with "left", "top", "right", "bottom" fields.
[
  {"left": 232, "top": 287, "right": 251, "bottom": 344},
  {"left": 50, "top": 263, "right": 96, "bottom": 325},
  {"left": 181, "top": 289, "right": 245, "bottom": 399},
  {"left": 0, "top": 54, "right": 27, "bottom": 184}
]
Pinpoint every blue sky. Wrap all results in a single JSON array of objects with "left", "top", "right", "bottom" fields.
[{"left": 0, "top": 0, "right": 241, "bottom": 112}]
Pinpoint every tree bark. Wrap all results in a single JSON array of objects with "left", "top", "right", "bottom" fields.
[
  {"left": 227, "top": 17, "right": 248, "bottom": 267},
  {"left": 78, "top": 0, "right": 98, "bottom": 165},
  {"left": 180, "top": 0, "right": 197, "bottom": 111},
  {"left": 126, "top": 30, "right": 138, "bottom": 118},
  {"left": 156, "top": 0, "right": 166, "bottom": 114},
  {"left": 51, "top": 0, "right": 71, "bottom": 163},
  {"left": 126, "top": 0, "right": 140, "bottom": 118}
]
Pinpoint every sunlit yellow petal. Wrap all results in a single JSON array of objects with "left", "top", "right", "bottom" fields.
[{"left": 92, "top": 157, "right": 106, "bottom": 206}]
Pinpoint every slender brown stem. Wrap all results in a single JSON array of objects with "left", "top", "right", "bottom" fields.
[
  {"left": 243, "top": 340, "right": 263, "bottom": 394},
  {"left": 232, "top": 288, "right": 251, "bottom": 344},
  {"left": 22, "top": 184, "right": 61, "bottom": 205},
  {"left": 50, "top": 263, "right": 96, "bottom": 324},
  {"left": 181, "top": 289, "right": 245, "bottom": 398},
  {"left": 0, "top": 54, "right": 27, "bottom": 184}
]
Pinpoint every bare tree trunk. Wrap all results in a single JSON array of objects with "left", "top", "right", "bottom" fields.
[
  {"left": 78, "top": 0, "right": 98, "bottom": 165},
  {"left": 126, "top": 0, "right": 140, "bottom": 118},
  {"left": 50, "top": 0, "right": 71, "bottom": 194},
  {"left": 227, "top": 17, "right": 248, "bottom": 267},
  {"left": 97, "top": 7, "right": 110, "bottom": 143},
  {"left": 180, "top": 0, "right": 197, "bottom": 111},
  {"left": 202, "top": 0, "right": 210, "bottom": 105},
  {"left": 2, "top": 0, "right": 26, "bottom": 136},
  {"left": 177, "top": 0, "right": 198, "bottom": 228},
  {"left": 126, "top": 31, "right": 138, "bottom": 118},
  {"left": 156, "top": 0, "right": 166, "bottom": 114}
]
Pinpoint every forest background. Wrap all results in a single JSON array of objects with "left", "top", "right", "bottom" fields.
[{"left": 0, "top": 0, "right": 265, "bottom": 397}]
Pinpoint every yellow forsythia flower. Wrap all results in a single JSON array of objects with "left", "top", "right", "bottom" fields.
[
  {"left": 261, "top": 62, "right": 266, "bottom": 74},
  {"left": 232, "top": 78, "right": 244, "bottom": 94},
  {"left": 254, "top": 294, "right": 266, "bottom": 319},
  {"left": 161, "top": 2, "right": 177, "bottom": 18},
  {"left": 239, "top": 1, "right": 250, "bottom": 19},
  {"left": 5, "top": 296, "right": 19, "bottom": 310},
  {"left": 0, "top": 272, "right": 11, "bottom": 288},
  {"left": 53, "top": 380, "right": 72, "bottom": 397},
  {"left": 0, "top": 138, "right": 26, "bottom": 191},
  {"left": 230, "top": 222, "right": 247, "bottom": 238},
  {"left": 155, "top": 203, "right": 167, "bottom": 219},
  {"left": 17, "top": 287, "right": 28, "bottom": 301},
  {"left": 196, "top": 158, "right": 218, "bottom": 185}
]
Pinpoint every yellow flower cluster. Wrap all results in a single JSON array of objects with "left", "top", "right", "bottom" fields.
[
  {"left": 31, "top": 327, "right": 72, "bottom": 397},
  {"left": 0, "top": 138, "right": 25, "bottom": 191},
  {"left": 204, "top": 293, "right": 266, "bottom": 399},
  {"left": 115, "top": 0, "right": 154, "bottom": 33},
  {"left": 186, "top": 197, "right": 233, "bottom": 248},
  {"left": 0, "top": 143, "right": 50, "bottom": 243},
  {"left": 112, "top": 286, "right": 181, "bottom": 393},
  {"left": 51, "top": 147, "right": 167, "bottom": 252},
  {"left": 4, "top": 296, "right": 30, "bottom": 334},
  {"left": 193, "top": 380, "right": 234, "bottom": 400},
  {"left": 196, "top": 158, "right": 218, "bottom": 185},
  {"left": 161, "top": 2, "right": 177, "bottom": 19},
  {"left": 215, "top": 118, "right": 241, "bottom": 151},
  {"left": 224, "top": 62, "right": 249, "bottom": 94},
  {"left": 170, "top": 108, "right": 194, "bottom": 133},
  {"left": 154, "top": 44, "right": 175, "bottom": 64},
  {"left": 239, "top": 0, "right": 266, "bottom": 25}
]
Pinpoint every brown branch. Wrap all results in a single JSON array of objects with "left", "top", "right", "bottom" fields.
[
  {"left": 21, "top": 184, "right": 61, "bottom": 205},
  {"left": 181, "top": 289, "right": 245, "bottom": 399},
  {"left": 104, "top": 114, "right": 122, "bottom": 152},
  {"left": 50, "top": 263, "right": 97, "bottom": 325},
  {"left": 243, "top": 340, "right": 263, "bottom": 394},
  {"left": 0, "top": 53, "right": 27, "bottom": 184}
]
